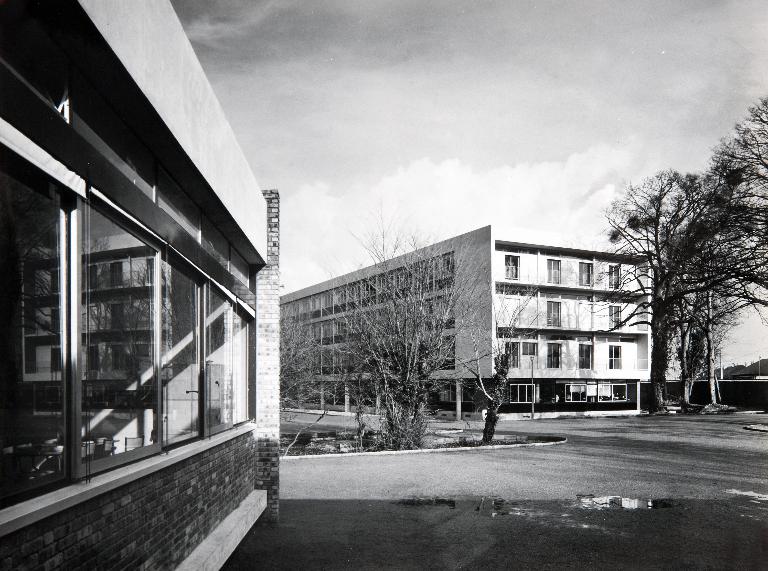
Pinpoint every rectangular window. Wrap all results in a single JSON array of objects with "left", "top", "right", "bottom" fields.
[
  {"left": 1, "top": 162, "right": 65, "bottom": 500},
  {"left": 547, "top": 301, "right": 561, "bottom": 327},
  {"left": 565, "top": 384, "right": 587, "bottom": 402},
  {"left": 609, "top": 345, "right": 622, "bottom": 369},
  {"left": 232, "top": 311, "right": 249, "bottom": 423},
  {"left": 206, "top": 286, "right": 234, "bottom": 434},
  {"left": 579, "top": 262, "right": 593, "bottom": 286},
  {"left": 608, "top": 264, "right": 621, "bottom": 289},
  {"left": 547, "top": 259, "right": 561, "bottom": 284},
  {"left": 609, "top": 305, "right": 622, "bottom": 329},
  {"left": 83, "top": 206, "right": 157, "bottom": 460},
  {"left": 162, "top": 260, "right": 199, "bottom": 445},
  {"left": 508, "top": 384, "right": 532, "bottom": 403},
  {"left": 547, "top": 343, "right": 561, "bottom": 368},
  {"left": 578, "top": 344, "right": 592, "bottom": 369},
  {"left": 505, "top": 341, "right": 520, "bottom": 368},
  {"left": 599, "top": 383, "right": 627, "bottom": 401},
  {"left": 505, "top": 255, "right": 520, "bottom": 280},
  {"left": 110, "top": 261, "right": 123, "bottom": 287},
  {"left": 520, "top": 341, "right": 538, "bottom": 368}
]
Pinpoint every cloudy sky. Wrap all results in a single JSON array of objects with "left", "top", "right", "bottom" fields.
[{"left": 170, "top": 0, "right": 768, "bottom": 366}]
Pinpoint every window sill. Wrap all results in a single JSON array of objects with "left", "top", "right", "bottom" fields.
[{"left": 0, "top": 422, "right": 256, "bottom": 538}]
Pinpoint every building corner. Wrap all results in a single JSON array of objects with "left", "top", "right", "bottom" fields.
[{"left": 255, "top": 189, "right": 280, "bottom": 522}]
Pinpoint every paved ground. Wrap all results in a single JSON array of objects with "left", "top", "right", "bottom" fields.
[{"left": 226, "top": 413, "right": 768, "bottom": 570}]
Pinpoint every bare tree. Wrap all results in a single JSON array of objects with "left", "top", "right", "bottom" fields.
[
  {"left": 460, "top": 286, "right": 537, "bottom": 443},
  {"left": 342, "top": 227, "right": 480, "bottom": 450},
  {"left": 279, "top": 310, "right": 322, "bottom": 410},
  {"left": 606, "top": 165, "right": 767, "bottom": 412}
]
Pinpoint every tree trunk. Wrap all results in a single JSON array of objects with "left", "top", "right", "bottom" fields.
[
  {"left": 679, "top": 323, "right": 690, "bottom": 406},
  {"left": 706, "top": 293, "right": 717, "bottom": 404},
  {"left": 649, "top": 310, "right": 670, "bottom": 412},
  {"left": 482, "top": 405, "right": 499, "bottom": 444}
]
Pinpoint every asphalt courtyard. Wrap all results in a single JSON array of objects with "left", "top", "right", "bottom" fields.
[{"left": 226, "top": 413, "right": 768, "bottom": 570}]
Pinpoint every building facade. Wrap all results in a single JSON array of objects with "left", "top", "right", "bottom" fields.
[
  {"left": 281, "top": 226, "right": 649, "bottom": 420},
  {"left": 0, "top": 1, "right": 279, "bottom": 569}
]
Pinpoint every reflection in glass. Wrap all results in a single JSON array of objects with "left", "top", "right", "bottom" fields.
[
  {"left": 0, "top": 169, "right": 64, "bottom": 499},
  {"left": 232, "top": 312, "right": 248, "bottom": 424},
  {"left": 162, "top": 262, "right": 199, "bottom": 445},
  {"left": 82, "top": 207, "right": 157, "bottom": 461},
  {"left": 206, "top": 287, "right": 232, "bottom": 432}
]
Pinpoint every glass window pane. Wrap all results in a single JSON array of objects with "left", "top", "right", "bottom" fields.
[
  {"left": 82, "top": 207, "right": 157, "bottom": 461},
  {"left": 232, "top": 312, "right": 248, "bottom": 424},
  {"left": 206, "top": 286, "right": 233, "bottom": 432},
  {"left": 0, "top": 167, "right": 64, "bottom": 499},
  {"left": 162, "top": 261, "right": 199, "bottom": 445}
]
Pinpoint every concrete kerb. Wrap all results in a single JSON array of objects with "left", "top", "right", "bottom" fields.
[{"left": 282, "top": 437, "right": 567, "bottom": 460}]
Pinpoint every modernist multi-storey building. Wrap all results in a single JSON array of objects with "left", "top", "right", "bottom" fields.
[
  {"left": 0, "top": 2, "right": 279, "bottom": 569},
  {"left": 281, "top": 226, "right": 649, "bottom": 420}
]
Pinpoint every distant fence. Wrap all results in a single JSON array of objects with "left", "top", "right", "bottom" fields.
[{"left": 640, "top": 380, "right": 768, "bottom": 409}]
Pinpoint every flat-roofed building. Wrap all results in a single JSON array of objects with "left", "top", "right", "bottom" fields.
[
  {"left": 0, "top": 1, "right": 279, "bottom": 568},
  {"left": 281, "top": 226, "right": 649, "bottom": 420}
]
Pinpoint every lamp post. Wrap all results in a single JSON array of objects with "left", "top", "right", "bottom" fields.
[{"left": 530, "top": 355, "right": 535, "bottom": 421}]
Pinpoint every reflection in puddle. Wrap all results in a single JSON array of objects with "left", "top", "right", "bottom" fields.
[{"left": 576, "top": 495, "right": 675, "bottom": 510}]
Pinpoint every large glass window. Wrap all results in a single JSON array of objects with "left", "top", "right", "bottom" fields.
[
  {"left": 599, "top": 383, "right": 627, "bottom": 402},
  {"left": 508, "top": 384, "right": 532, "bottom": 403},
  {"left": 206, "top": 286, "right": 233, "bottom": 433},
  {"left": 565, "top": 384, "right": 587, "bottom": 402},
  {"left": 82, "top": 207, "right": 157, "bottom": 462},
  {"left": 0, "top": 165, "right": 64, "bottom": 499},
  {"left": 232, "top": 310, "right": 248, "bottom": 424},
  {"left": 162, "top": 261, "right": 199, "bottom": 445}
]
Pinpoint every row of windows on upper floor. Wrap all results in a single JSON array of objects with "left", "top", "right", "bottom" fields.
[
  {"left": 0, "top": 26, "right": 250, "bottom": 288},
  {"left": 502, "top": 255, "right": 624, "bottom": 289},
  {"left": 284, "top": 252, "right": 455, "bottom": 319},
  {"left": 501, "top": 341, "right": 639, "bottom": 371}
]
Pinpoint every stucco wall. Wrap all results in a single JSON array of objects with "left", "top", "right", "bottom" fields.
[{"left": 76, "top": 0, "right": 267, "bottom": 256}]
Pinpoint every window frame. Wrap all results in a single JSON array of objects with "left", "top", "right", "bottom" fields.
[
  {"left": 609, "top": 305, "right": 622, "bottom": 329},
  {"left": 565, "top": 384, "right": 587, "bottom": 402},
  {"left": 608, "top": 264, "right": 621, "bottom": 290},
  {"left": 504, "top": 255, "right": 520, "bottom": 280},
  {"left": 598, "top": 383, "right": 627, "bottom": 402},
  {"left": 546, "top": 300, "right": 561, "bottom": 327},
  {"left": 508, "top": 383, "right": 532, "bottom": 403},
  {"left": 579, "top": 262, "right": 593, "bottom": 286},
  {"left": 546, "top": 342, "right": 561, "bottom": 369},
  {"left": 578, "top": 343, "right": 592, "bottom": 369},
  {"left": 608, "top": 344, "right": 622, "bottom": 370},
  {"left": 547, "top": 259, "right": 561, "bottom": 284}
]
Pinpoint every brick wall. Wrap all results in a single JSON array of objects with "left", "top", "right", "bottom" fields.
[
  {"left": 0, "top": 431, "right": 258, "bottom": 570},
  {"left": 254, "top": 189, "right": 280, "bottom": 522}
]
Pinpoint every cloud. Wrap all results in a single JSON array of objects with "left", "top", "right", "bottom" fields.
[{"left": 281, "top": 143, "right": 639, "bottom": 293}]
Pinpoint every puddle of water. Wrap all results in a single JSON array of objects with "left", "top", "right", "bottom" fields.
[{"left": 576, "top": 494, "right": 674, "bottom": 510}]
